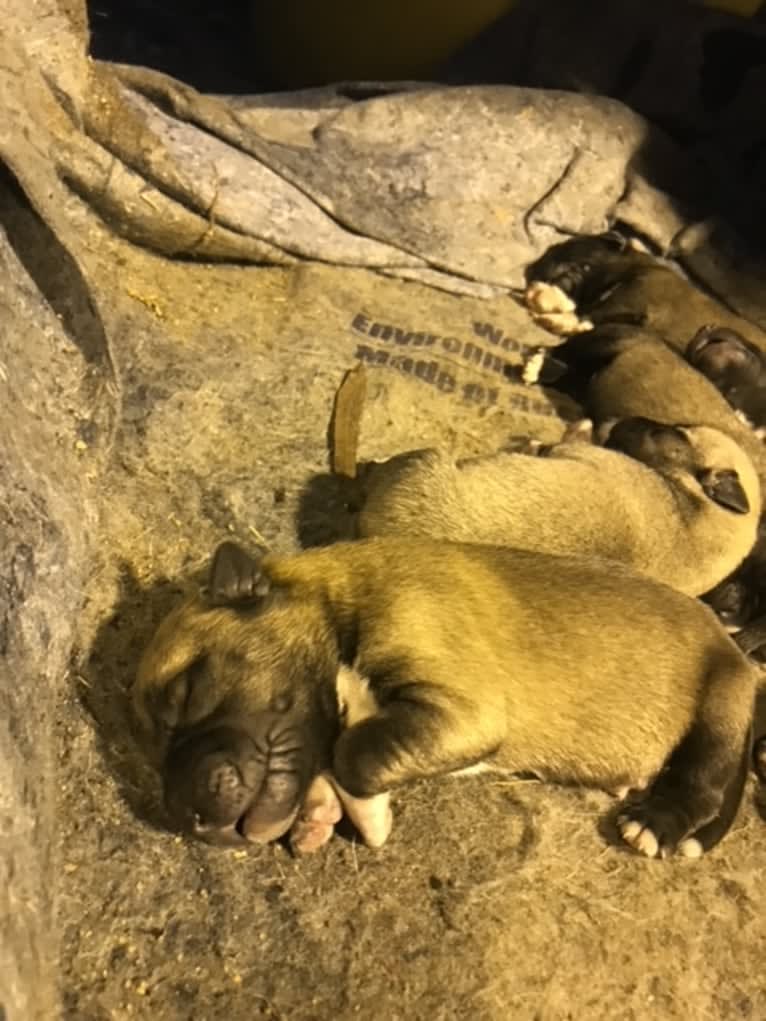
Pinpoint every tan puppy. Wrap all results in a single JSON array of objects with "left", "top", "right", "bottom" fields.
[
  {"left": 353, "top": 417, "right": 760, "bottom": 598},
  {"left": 133, "top": 539, "right": 757, "bottom": 860},
  {"left": 523, "top": 318, "right": 766, "bottom": 629}
]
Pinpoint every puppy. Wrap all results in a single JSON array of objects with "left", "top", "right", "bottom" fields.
[
  {"left": 133, "top": 538, "right": 757, "bottom": 859},
  {"left": 687, "top": 326, "right": 766, "bottom": 432},
  {"left": 537, "top": 321, "right": 766, "bottom": 627},
  {"left": 353, "top": 417, "right": 759, "bottom": 597},
  {"left": 543, "top": 323, "right": 766, "bottom": 478},
  {"left": 525, "top": 233, "right": 766, "bottom": 356}
]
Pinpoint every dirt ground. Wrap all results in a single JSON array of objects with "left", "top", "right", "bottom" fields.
[{"left": 47, "top": 234, "right": 766, "bottom": 1021}]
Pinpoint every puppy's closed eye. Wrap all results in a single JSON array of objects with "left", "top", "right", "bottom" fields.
[{"left": 147, "top": 656, "right": 215, "bottom": 734}]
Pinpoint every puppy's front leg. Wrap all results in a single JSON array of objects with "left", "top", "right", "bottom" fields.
[
  {"left": 333, "top": 681, "right": 499, "bottom": 798},
  {"left": 290, "top": 664, "right": 395, "bottom": 853},
  {"left": 617, "top": 660, "right": 754, "bottom": 858}
]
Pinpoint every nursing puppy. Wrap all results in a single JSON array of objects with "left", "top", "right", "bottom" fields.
[
  {"left": 353, "top": 417, "right": 759, "bottom": 598},
  {"left": 133, "top": 538, "right": 757, "bottom": 860},
  {"left": 525, "top": 233, "right": 766, "bottom": 357},
  {"left": 687, "top": 326, "right": 766, "bottom": 431}
]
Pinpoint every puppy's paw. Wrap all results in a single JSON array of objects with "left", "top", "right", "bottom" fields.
[
  {"left": 534, "top": 311, "right": 594, "bottom": 336},
  {"left": 289, "top": 774, "right": 343, "bottom": 855},
  {"left": 521, "top": 349, "right": 546, "bottom": 385},
  {"left": 618, "top": 817, "right": 660, "bottom": 858},
  {"left": 610, "top": 777, "right": 647, "bottom": 801},
  {"left": 617, "top": 797, "right": 697, "bottom": 859},
  {"left": 524, "top": 280, "right": 577, "bottom": 315},
  {"left": 560, "top": 417, "right": 594, "bottom": 444},
  {"left": 626, "top": 237, "right": 649, "bottom": 254},
  {"left": 334, "top": 781, "right": 393, "bottom": 849}
]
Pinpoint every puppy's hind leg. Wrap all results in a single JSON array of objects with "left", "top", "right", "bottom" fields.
[
  {"left": 674, "top": 725, "right": 753, "bottom": 858},
  {"left": 619, "top": 653, "right": 755, "bottom": 858}
]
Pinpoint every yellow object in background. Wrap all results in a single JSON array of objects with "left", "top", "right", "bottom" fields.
[
  {"left": 250, "top": 0, "right": 517, "bottom": 89},
  {"left": 697, "top": 0, "right": 764, "bottom": 15}
]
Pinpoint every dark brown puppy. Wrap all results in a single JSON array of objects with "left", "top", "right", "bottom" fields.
[
  {"left": 526, "top": 234, "right": 766, "bottom": 356},
  {"left": 134, "top": 538, "right": 757, "bottom": 860},
  {"left": 687, "top": 326, "right": 766, "bottom": 431},
  {"left": 543, "top": 323, "right": 764, "bottom": 469}
]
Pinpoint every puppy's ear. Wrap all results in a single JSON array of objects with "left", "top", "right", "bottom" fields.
[
  {"left": 599, "top": 230, "right": 628, "bottom": 251},
  {"left": 699, "top": 469, "right": 750, "bottom": 514},
  {"left": 536, "top": 353, "right": 570, "bottom": 384},
  {"left": 207, "top": 541, "right": 271, "bottom": 606}
]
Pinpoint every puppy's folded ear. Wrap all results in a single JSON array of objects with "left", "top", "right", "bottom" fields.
[
  {"left": 699, "top": 469, "right": 750, "bottom": 514},
  {"left": 207, "top": 541, "right": 271, "bottom": 606},
  {"left": 536, "top": 353, "right": 570, "bottom": 384}
]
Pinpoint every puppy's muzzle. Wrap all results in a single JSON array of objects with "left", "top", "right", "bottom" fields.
[{"left": 163, "top": 716, "right": 307, "bottom": 847}]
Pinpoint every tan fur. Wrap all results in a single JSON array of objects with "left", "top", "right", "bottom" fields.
[
  {"left": 582, "top": 333, "right": 766, "bottom": 483},
  {"left": 353, "top": 426, "right": 760, "bottom": 597},
  {"left": 134, "top": 539, "right": 756, "bottom": 856}
]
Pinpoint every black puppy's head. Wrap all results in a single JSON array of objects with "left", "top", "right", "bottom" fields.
[
  {"left": 687, "top": 326, "right": 766, "bottom": 427},
  {"left": 525, "top": 233, "right": 648, "bottom": 308}
]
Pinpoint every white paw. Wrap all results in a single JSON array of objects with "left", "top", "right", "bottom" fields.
[
  {"left": 525, "top": 280, "right": 576, "bottom": 315},
  {"left": 333, "top": 780, "right": 393, "bottom": 849},
  {"left": 678, "top": 837, "right": 703, "bottom": 859},
  {"left": 533, "top": 311, "right": 594, "bottom": 336},
  {"left": 560, "top": 417, "right": 594, "bottom": 443},
  {"left": 521, "top": 349, "right": 545, "bottom": 385},
  {"left": 618, "top": 817, "right": 659, "bottom": 858},
  {"left": 289, "top": 773, "right": 343, "bottom": 855},
  {"left": 626, "top": 237, "right": 650, "bottom": 254}
]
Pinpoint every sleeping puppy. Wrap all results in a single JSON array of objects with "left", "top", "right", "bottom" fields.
[
  {"left": 544, "top": 323, "right": 766, "bottom": 478},
  {"left": 706, "top": 516, "right": 766, "bottom": 635},
  {"left": 352, "top": 416, "right": 760, "bottom": 598},
  {"left": 525, "top": 233, "right": 766, "bottom": 356},
  {"left": 133, "top": 538, "right": 757, "bottom": 860},
  {"left": 687, "top": 326, "right": 766, "bottom": 432},
  {"left": 540, "top": 322, "right": 766, "bottom": 628}
]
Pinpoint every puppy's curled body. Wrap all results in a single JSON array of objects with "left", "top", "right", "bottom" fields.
[
  {"left": 135, "top": 538, "right": 757, "bottom": 858},
  {"left": 355, "top": 426, "right": 760, "bottom": 597}
]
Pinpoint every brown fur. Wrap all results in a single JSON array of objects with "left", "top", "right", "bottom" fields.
[
  {"left": 526, "top": 235, "right": 766, "bottom": 355},
  {"left": 134, "top": 538, "right": 757, "bottom": 858}
]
